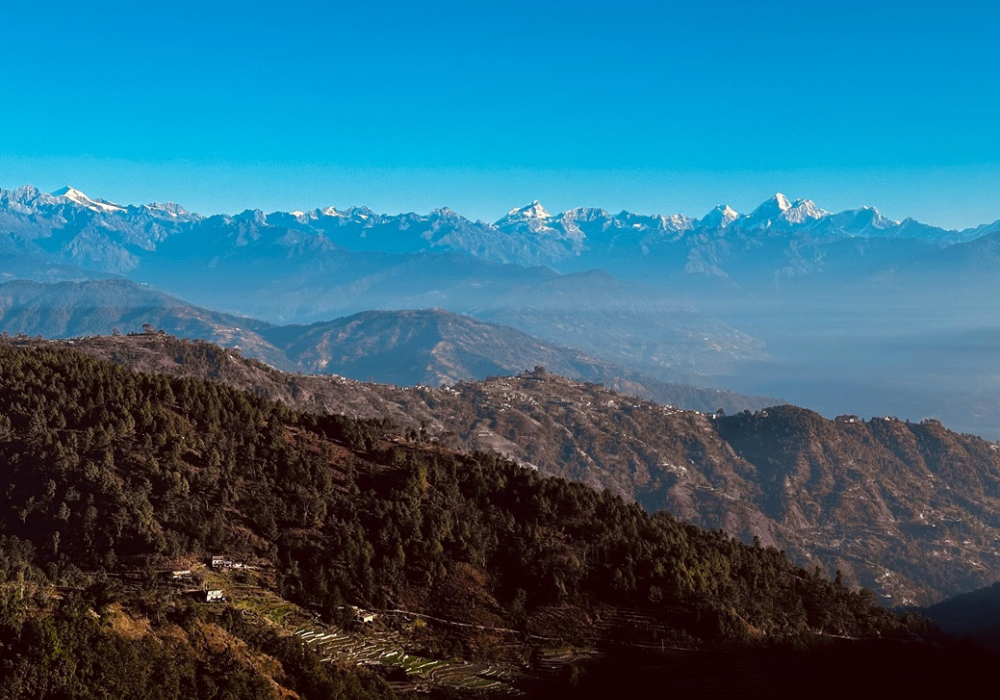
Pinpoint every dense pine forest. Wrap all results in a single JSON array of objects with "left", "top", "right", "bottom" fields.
[{"left": 0, "top": 341, "right": 994, "bottom": 697}]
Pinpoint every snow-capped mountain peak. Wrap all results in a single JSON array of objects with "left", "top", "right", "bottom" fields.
[
  {"left": 52, "top": 185, "right": 86, "bottom": 199},
  {"left": 860, "top": 205, "right": 899, "bottom": 226},
  {"left": 745, "top": 193, "right": 829, "bottom": 228},
  {"left": 699, "top": 204, "right": 740, "bottom": 229},
  {"left": 51, "top": 185, "right": 125, "bottom": 213},
  {"left": 751, "top": 193, "right": 792, "bottom": 216},
  {"left": 783, "top": 198, "right": 828, "bottom": 224},
  {"left": 142, "top": 201, "right": 193, "bottom": 219},
  {"left": 506, "top": 200, "right": 551, "bottom": 220},
  {"left": 745, "top": 194, "right": 791, "bottom": 228}
]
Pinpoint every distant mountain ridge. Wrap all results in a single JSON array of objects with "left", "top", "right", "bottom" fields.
[
  {"left": 0, "top": 184, "right": 995, "bottom": 277},
  {"left": 0, "top": 279, "right": 775, "bottom": 414}
]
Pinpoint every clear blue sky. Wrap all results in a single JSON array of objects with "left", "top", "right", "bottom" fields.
[{"left": 2, "top": 0, "right": 999, "bottom": 228}]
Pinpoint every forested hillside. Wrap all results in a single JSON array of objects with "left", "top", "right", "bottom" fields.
[
  {"left": 0, "top": 340, "right": 938, "bottom": 697},
  {"left": 33, "top": 333, "right": 1000, "bottom": 605}
]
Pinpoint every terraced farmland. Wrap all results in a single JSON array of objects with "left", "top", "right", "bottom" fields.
[{"left": 294, "top": 622, "right": 522, "bottom": 694}]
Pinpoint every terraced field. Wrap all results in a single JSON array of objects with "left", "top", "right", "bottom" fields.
[
  {"left": 199, "top": 566, "right": 525, "bottom": 693},
  {"left": 206, "top": 566, "right": 694, "bottom": 694},
  {"left": 294, "top": 622, "right": 523, "bottom": 694}
]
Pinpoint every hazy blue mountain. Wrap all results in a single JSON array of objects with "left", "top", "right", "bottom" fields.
[
  {"left": 0, "top": 280, "right": 774, "bottom": 414},
  {"left": 258, "top": 307, "right": 776, "bottom": 412},
  {"left": 0, "top": 278, "right": 289, "bottom": 368}
]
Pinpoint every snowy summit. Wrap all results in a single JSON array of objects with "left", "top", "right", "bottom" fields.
[
  {"left": 505, "top": 200, "right": 551, "bottom": 221},
  {"left": 52, "top": 185, "right": 125, "bottom": 214}
]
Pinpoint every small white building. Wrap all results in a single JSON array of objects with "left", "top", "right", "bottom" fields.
[{"left": 353, "top": 607, "right": 377, "bottom": 624}]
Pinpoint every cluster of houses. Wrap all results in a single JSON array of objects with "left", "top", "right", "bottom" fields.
[
  {"left": 155, "top": 555, "right": 384, "bottom": 620},
  {"left": 160, "top": 554, "right": 247, "bottom": 603},
  {"left": 209, "top": 555, "right": 244, "bottom": 570}
]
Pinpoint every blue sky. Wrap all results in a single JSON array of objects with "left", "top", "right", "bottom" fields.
[{"left": 2, "top": 0, "right": 999, "bottom": 227}]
